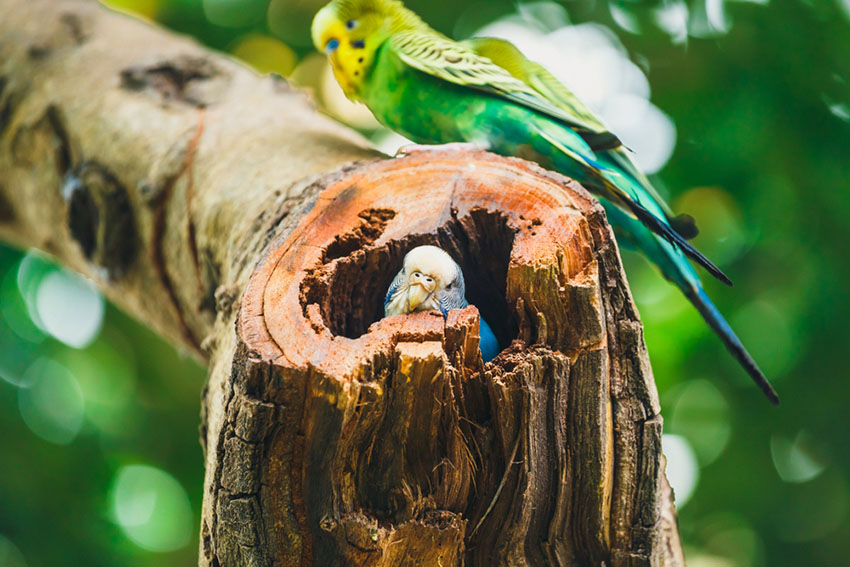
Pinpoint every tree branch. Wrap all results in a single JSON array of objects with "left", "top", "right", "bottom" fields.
[
  {"left": 0, "top": 1, "right": 684, "bottom": 566},
  {"left": 0, "top": 0, "right": 377, "bottom": 353}
]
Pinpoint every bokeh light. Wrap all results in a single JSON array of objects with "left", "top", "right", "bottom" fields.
[
  {"left": 674, "top": 187, "right": 749, "bottom": 266},
  {"left": 770, "top": 432, "right": 828, "bottom": 484},
  {"left": 609, "top": 2, "right": 641, "bottom": 35},
  {"left": 14, "top": 253, "right": 53, "bottom": 338},
  {"left": 1, "top": 265, "right": 43, "bottom": 346},
  {"left": 1, "top": 243, "right": 205, "bottom": 566},
  {"left": 667, "top": 379, "right": 731, "bottom": 466},
  {"left": 110, "top": 465, "right": 194, "bottom": 552},
  {"left": 689, "top": 0, "right": 731, "bottom": 38},
  {"left": 0, "top": 335, "right": 39, "bottom": 388},
  {"left": 826, "top": 100, "right": 850, "bottom": 123},
  {"left": 17, "top": 358, "right": 85, "bottom": 445},
  {"left": 663, "top": 434, "right": 700, "bottom": 507},
  {"left": 602, "top": 93, "right": 676, "bottom": 174},
  {"left": 66, "top": 339, "right": 138, "bottom": 436},
  {"left": 230, "top": 33, "right": 297, "bottom": 75},
  {"left": 33, "top": 270, "right": 104, "bottom": 349},
  {"left": 11, "top": 252, "right": 105, "bottom": 349},
  {"left": 475, "top": 6, "right": 676, "bottom": 174},
  {"left": 653, "top": 1, "right": 689, "bottom": 44}
]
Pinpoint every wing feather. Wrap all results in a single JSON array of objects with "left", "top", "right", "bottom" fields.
[
  {"left": 390, "top": 31, "right": 619, "bottom": 147},
  {"left": 390, "top": 31, "right": 718, "bottom": 274},
  {"left": 464, "top": 38, "right": 609, "bottom": 131},
  {"left": 464, "top": 37, "right": 703, "bottom": 239}
]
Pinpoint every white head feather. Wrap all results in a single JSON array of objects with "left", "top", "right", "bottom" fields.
[
  {"left": 384, "top": 245, "right": 466, "bottom": 316},
  {"left": 403, "top": 246, "right": 459, "bottom": 287}
]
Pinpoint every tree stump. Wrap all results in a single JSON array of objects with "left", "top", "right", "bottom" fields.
[{"left": 214, "top": 151, "right": 683, "bottom": 567}]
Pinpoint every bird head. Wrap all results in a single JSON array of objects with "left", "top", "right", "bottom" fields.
[
  {"left": 384, "top": 245, "right": 466, "bottom": 317},
  {"left": 311, "top": 0, "right": 422, "bottom": 99}
]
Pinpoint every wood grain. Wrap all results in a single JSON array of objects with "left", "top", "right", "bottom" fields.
[{"left": 225, "top": 152, "right": 683, "bottom": 566}]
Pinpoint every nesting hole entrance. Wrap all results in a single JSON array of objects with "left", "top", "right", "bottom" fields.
[{"left": 300, "top": 208, "right": 518, "bottom": 349}]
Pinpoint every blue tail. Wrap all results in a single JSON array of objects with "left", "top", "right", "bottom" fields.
[
  {"left": 534, "top": 119, "right": 731, "bottom": 286},
  {"left": 685, "top": 285, "right": 779, "bottom": 405},
  {"left": 603, "top": 204, "right": 780, "bottom": 405},
  {"left": 479, "top": 317, "right": 500, "bottom": 363}
]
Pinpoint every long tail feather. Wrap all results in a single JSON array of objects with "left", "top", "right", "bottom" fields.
[
  {"left": 684, "top": 285, "right": 780, "bottom": 405},
  {"left": 628, "top": 201, "right": 733, "bottom": 286},
  {"left": 537, "top": 122, "right": 731, "bottom": 286}
]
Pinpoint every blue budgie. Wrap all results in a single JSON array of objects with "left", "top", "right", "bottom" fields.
[{"left": 384, "top": 245, "right": 500, "bottom": 363}]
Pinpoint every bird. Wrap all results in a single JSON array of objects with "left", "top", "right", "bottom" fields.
[
  {"left": 384, "top": 245, "right": 500, "bottom": 363},
  {"left": 312, "top": 0, "right": 779, "bottom": 404}
]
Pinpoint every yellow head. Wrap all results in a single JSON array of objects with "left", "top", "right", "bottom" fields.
[{"left": 311, "top": 0, "right": 420, "bottom": 99}]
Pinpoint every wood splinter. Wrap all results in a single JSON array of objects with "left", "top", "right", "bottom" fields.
[{"left": 221, "top": 151, "right": 683, "bottom": 567}]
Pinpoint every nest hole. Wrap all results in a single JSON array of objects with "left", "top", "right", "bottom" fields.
[{"left": 300, "top": 208, "right": 518, "bottom": 350}]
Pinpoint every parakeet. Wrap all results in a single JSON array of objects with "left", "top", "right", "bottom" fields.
[
  {"left": 384, "top": 245, "right": 500, "bottom": 362},
  {"left": 313, "top": 0, "right": 779, "bottom": 404}
]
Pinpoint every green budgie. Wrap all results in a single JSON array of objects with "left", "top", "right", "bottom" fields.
[{"left": 311, "top": 0, "right": 779, "bottom": 404}]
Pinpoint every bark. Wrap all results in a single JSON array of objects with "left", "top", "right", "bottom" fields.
[{"left": 0, "top": 1, "right": 684, "bottom": 566}]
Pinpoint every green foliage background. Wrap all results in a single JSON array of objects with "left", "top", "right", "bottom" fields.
[{"left": 1, "top": 0, "right": 848, "bottom": 565}]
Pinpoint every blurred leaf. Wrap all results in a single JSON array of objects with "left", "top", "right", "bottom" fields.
[{"left": 231, "top": 33, "right": 297, "bottom": 75}]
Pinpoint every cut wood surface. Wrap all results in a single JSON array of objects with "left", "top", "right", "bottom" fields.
[{"left": 0, "top": 1, "right": 684, "bottom": 566}]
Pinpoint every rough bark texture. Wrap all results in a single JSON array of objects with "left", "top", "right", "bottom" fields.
[{"left": 0, "top": 1, "right": 684, "bottom": 566}]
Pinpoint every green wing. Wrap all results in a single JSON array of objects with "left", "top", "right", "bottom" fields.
[
  {"left": 464, "top": 37, "right": 700, "bottom": 236},
  {"left": 390, "top": 29, "right": 704, "bottom": 248},
  {"left": 390, "top": 30, "right": 620, "bottom": 150},
  {"left": 463, "top": 37, "right": 621, "bottom": 150}
]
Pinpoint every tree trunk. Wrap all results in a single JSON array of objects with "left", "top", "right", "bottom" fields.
[{"left": 0, "top": 1, "right": 684, "bottom": 566}]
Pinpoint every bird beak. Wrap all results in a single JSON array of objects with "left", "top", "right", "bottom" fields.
[{"left": 406, "top": 280, "right": 435, "bottom": 311}]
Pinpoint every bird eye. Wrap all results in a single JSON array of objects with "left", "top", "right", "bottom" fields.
[
  {"left": 345, "top": 19, "right": 357, "bottom": 30},
  {"left": 446, "top": 283, "right": 452, "bottom": 290},
  {"left": 325, "top": 38, "right": 340, "bottom": 53}
]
